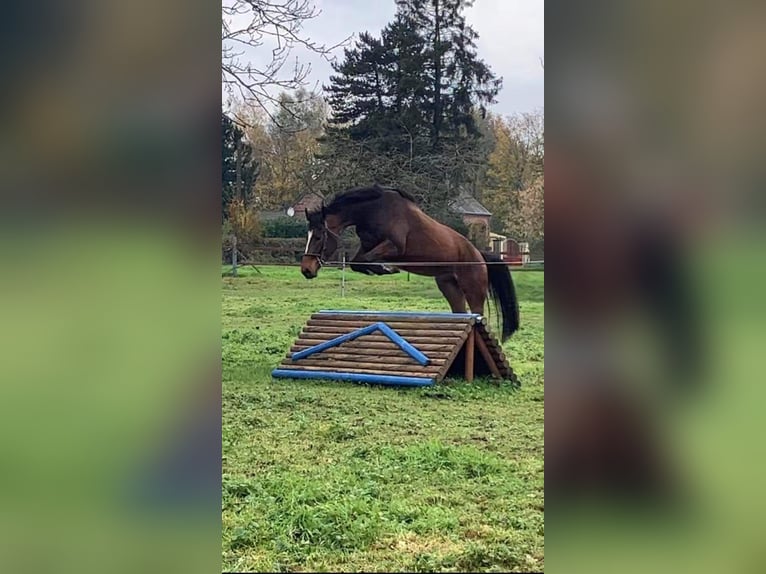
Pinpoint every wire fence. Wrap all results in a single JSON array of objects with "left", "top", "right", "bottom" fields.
[
  {"left": 222, "top": 239, "right": 544, "bottom": 294},
  {"left": 318, "top": 260, "right": 544, "bottom": 267},
  {"left": 223, "top": 255, "right": 544, "bottom": 291}
]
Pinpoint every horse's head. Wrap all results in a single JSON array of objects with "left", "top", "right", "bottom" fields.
[{"left": 300, "top": 207, "right": 339, "bottom": 279}]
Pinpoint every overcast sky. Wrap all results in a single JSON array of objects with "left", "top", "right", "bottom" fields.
[{"left": 225, "top": 0, "right": 543, "bottom": 117}]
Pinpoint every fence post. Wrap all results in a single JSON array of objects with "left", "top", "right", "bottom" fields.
[
  {"left": 231, "top": 234, "right": 238, "bottom": 277},
  {"left": 341, "top": 252, "right": 346, "bottom": 297}
]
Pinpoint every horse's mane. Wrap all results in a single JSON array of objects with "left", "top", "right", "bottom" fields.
[{"left": 321, "top": 184, "right": 415, "bottom": 214}]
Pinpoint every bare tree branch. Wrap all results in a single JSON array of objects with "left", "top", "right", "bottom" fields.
[{"left": 222, "top": 0, "right": 351, "bottom": 128}]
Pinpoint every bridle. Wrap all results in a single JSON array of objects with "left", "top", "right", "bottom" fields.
[{"left": 304, "top": 222, "right": 341, "bottom": 267}]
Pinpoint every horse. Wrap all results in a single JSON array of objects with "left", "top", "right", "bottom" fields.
[{"left": 299, "top": 184, "right": 520, "bottom": 341}]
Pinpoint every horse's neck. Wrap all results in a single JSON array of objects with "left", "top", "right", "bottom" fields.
[
  {"left": 330, "top": 196, "right": 390, "bottom": 234},
  {"left": 331, "top": 203, "right": 365, "bottom": 231},
  {"left": 326, "top": 210, "right": 353, "bottom": 235}
]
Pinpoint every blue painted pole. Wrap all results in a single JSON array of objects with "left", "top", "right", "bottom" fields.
[
  {"left": 291, "top": 323, "right": 379, "bottom": 360},
  {"left": 319, "top": 310, "right": 481, "bottom": 319},
  {"left": 375, "top": 323, "right": 429, "bottom": 365},
  {"left": 272, "top": 369, "right": 434, "bottom": 387},
  {"left": 292, "top": 322, "right": 430, "bottom": 365}
]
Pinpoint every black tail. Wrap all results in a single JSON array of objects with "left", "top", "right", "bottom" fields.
[{"left": 481, "top": 251, "right": 520, "bottom": 341}]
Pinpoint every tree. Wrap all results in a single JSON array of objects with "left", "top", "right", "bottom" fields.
[
  {"left": 222, "top": 113, "right": 258, "bottom": 219},
  {"left": 321, "top": 0, "right": 500, "bottom": 215},
  {"left": 222, "top": 0, "right": 347, "bottom": 126},
  {"left": 325, "top": 31, "right": 394, "bottom": 139},
  {"left": 516, "top": 175, "right": 544, "bottom": 241},
  {"left": 395, "top": 0, "right": 502, "bottom": 149},
  {"left": 233, "top": 89, "right": 329, "bottom": 209},
  {"left": 270, "top": 88, "right": 328, "bottom": 134},
  {"left": 482, "top": 110, "right": 544, "bottom": 236}
]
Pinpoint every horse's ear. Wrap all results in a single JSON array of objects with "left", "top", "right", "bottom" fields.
[
  {"left": 321, "top": 204, "right": 326, "bottom": 218},
  {"left": 304, "top": 208, "right": 309, "bottom": 220}
]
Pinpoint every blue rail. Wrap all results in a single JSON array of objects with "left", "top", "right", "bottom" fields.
[
  {"left": 374, "top": 322, "right": 429, "bottom": 365},
  {"left": 291, "top": 323, "right": 379, "bottom": 361},
  {"left": 271, "top": 369, "right": 434, "bottom": 387},
  {"left": 291, "top": 321, "right": 430, "bottom": 365},
  {"left": 319, "top": 310, "right": 481, "bottom": 319}
]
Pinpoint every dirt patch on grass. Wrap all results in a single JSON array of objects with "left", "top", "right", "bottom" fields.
[
  {"left": 463, "top": 524, "right": 498, "bottom": 539},
  {"left": 374, "top": 531, "right": 465, "bottom": 556}
]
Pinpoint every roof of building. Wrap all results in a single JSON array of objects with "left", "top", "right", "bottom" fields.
[
  {"left": 449, "top": 191, "right": 492, "bottom": 217},
  {"left": 292, "top": 191, "right": 325, "bottom": 204}
]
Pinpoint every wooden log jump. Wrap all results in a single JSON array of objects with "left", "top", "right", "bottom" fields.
[{"left": 272, "top": 310, "right": 516, "bottom": 387}]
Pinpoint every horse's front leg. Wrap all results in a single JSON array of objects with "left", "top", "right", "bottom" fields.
[
  {"left": 362, "top": 239, "right": 400, "bottom": 261},
  {"left": 349, "top": 247, "right": 375, "bottom": 275},
  {"left": 350, "top": 240, "right": 401, "bottom": 275}
]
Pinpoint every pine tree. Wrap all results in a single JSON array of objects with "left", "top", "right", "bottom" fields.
[
  {"left": 325, "top": 32, "right": 393, "bottom": 141},
  {"left": 395, "top": 0, "right": 501, "bottom": 149},
  {"left": 380, "top": 15, "right": 430, "bottom": 152},
  {"left": 320, "top": 0, "right": 500, "bottom": 214}
]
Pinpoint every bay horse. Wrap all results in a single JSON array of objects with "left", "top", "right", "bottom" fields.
[{"left": 300, "top": 184, "right": 520, "bottom": 341}]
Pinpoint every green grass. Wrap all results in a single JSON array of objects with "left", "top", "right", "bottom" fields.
[{"left": 222, "top": 266, "right": 544, "bottom": 572}]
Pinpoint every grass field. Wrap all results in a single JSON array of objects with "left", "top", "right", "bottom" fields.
[{"left": 222, "top": 265, "right": 544, "bottom": 572}]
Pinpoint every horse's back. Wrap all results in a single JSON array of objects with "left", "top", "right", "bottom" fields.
[{"left": 395, "top": 201, "right": 486, "bottom": 276}]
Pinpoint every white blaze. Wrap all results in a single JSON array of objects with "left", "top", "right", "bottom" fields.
[{"left": 304, "top": 230, "right": 313, "bottom": 254}]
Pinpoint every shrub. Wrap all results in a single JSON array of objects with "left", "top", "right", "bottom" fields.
[
  {"left": 262, "top": 216, "right": 308, "bottom": 238},
  {"left": 225, "top": 198, "right": 261, "bottom": 258}
]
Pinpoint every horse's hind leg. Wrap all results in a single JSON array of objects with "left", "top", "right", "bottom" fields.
[
  {"left": 435, "top": 274, "right": 467, "bottom": 313},
  {"left": 455, "top": 267, "right": 488, "bottom": 315}
]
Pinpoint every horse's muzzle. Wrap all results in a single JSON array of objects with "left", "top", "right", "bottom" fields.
[{"left": 300, "top": 255, "right": 320, "bottom": 279}]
